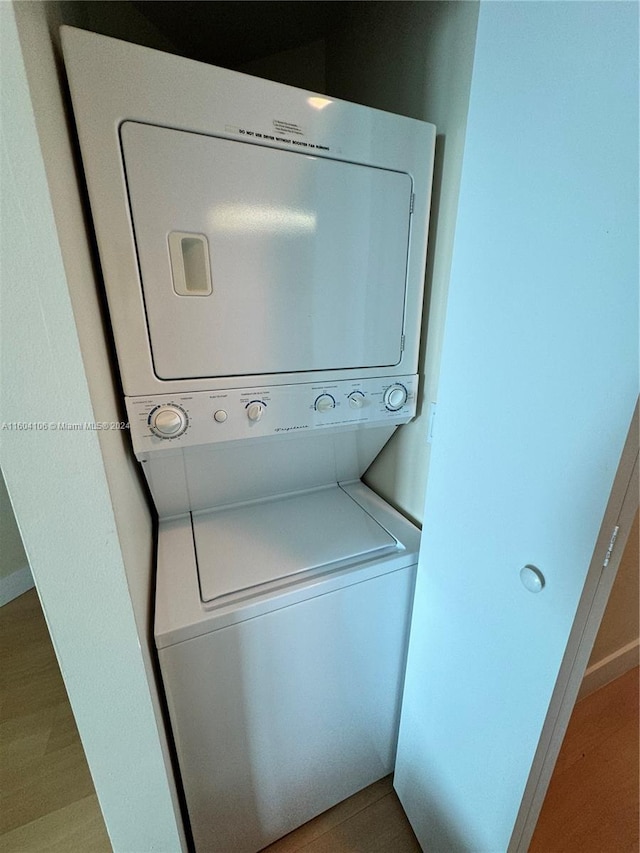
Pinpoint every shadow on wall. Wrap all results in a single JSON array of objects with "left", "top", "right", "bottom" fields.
[{"left": 0, "top": 470, "right": 33, "bottom": 606}]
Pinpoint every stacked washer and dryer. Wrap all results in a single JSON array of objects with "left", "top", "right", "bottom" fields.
[{"left": 63, "top": 27, "right": 435, "bottom": 852}]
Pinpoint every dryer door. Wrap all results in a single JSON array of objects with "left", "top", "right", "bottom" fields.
[{"left": 121, "top": 122, "right": 413, "bottom": 380}]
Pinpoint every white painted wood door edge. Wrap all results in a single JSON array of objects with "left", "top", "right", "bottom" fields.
[
  {"left": 509, "top": 399, "right": 639, "bottom": 852},
  {"left": 578, "top": 638, "right": 640, "bottom": 701}
]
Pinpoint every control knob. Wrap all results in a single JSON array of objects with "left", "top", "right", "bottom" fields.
[
  {"left": 348, "top": 391, "right": 365, "bottom": 409},
  {"left": 246, "top": 402, "right": 264, "bottom": 422},
  {"left": 315, "top": 394, "right": 335, "bottom": 413},
  {"left": 383, "top": 384, "right": 408, "bottom": 411},
  {"left": 149, "top": 405, "right": 188, "bottom": 438}
]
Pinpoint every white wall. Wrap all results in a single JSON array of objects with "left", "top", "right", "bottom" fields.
[
  {"left": 1, "top": 4, "right": 183, "bottom": 850},
  {"left": 325, "top": 1, "right": 480, "bottom": 523},
  {"left": 240, "top": 37, "right": 327, "bottom": 92}
]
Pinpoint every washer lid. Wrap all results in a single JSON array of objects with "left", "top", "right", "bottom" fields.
[{"left": 193, "top": 486, "right": 398, "bottom": 604}]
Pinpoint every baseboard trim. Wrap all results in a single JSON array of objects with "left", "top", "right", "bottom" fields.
[
  {"left": 578, "top": 638, "right": 640, "bottom": 700},
  {"left": 0, "top": 564, "right": 35, "bottom": 607}
]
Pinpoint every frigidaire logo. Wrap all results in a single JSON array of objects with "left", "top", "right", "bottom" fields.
[{"left": 274, "top": 425, "right": 309, "bottom": 432}]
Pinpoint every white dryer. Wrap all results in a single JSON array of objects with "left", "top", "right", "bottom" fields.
[{"left": 62, "top": 27, "right": 435, "bottom": 853}]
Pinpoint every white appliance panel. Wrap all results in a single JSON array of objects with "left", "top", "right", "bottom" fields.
[
  {"left": 155, "top": 483, "right": 421, "bottom": 853},
  {"left": 126, "top": 375, "right": 417, "bottom": 458},
  {"left": 62, "top": 27, "right": 435, "bottom": 853},
  {"left": 130, "top": 376, "right": 416, "bottom": 516},
  {"left": 159, "top": 565, "right": 415, "bottom": 853},
  {"left": 121, "top": 122, "right": 412, "bottom": 380},
  {"left": 193, "top": 486, "right": 397, "bottom": 603},
  {"left": 137, "top": 424, "right": 400, "bottom": 517},
  {"left": 155, "top": 481, "right": 422, "bottom": 648},
  {"left": 62, "top": 27, "right": 434, "bottom": 396}
]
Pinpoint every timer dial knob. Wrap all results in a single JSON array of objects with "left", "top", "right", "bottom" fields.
[
  {"left": 383, "top": 384, "right": 408, "bottom": 411},
  {"left": 315, "top": 394, "right": 335, "bottom": 413},
  {"left": 150, "top": 405, "right": 188, "bottom": 438},
  {"left": 247, "top": 402, "right": 264, "bottom": 422}
]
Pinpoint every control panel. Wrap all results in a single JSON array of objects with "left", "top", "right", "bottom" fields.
[{"left": 126, "top": 375, "right": 418, "bottom": 457}]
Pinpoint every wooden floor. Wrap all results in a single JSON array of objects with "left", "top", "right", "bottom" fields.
[
  {"left": 263, "top": 776, "right": 421, "bottom": 853},
  {"left": 0, "top": 589, "right": 110, "bottom": 852},
  {"left": 1, "top": 588, "right": 638, "bottom": 852},
  {"left": 529, "top": 664, "right": 639, "bottom": 853}
]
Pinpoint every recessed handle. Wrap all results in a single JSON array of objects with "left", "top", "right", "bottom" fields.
[
  {"left": 168, "top": 231, "right": 212, "bottom": 296},
  {"left": 520, "top": 564, "right": 545, "bottom": 593}
]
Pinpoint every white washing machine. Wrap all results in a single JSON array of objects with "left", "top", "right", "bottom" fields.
[
  {"left": 155, "top": 481, "right": 419, "bottom": 851},
  {"left": 62, "top": 27, "right": 435, "bottom": 852}
]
